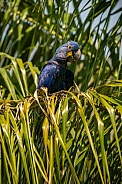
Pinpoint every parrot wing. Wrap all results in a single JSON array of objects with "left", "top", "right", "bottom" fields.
[{"left": 37, "top": 64, "right": 57, "bottom": 91}]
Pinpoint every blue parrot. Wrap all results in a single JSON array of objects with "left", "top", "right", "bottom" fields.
[{"left": 37, "top": 41, "right": 81, "bottom": 93}]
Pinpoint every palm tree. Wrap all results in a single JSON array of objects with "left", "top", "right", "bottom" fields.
[{"left": 0, "top": 0, "right": 122, "bottom": 183}]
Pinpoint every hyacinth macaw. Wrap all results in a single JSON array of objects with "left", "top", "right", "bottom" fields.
[{"left": 37, "top": 41, "right": 81, "bottom": 93}]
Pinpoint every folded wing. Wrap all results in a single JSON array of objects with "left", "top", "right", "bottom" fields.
[{"left": 37, "top": 64, "right": 57, "bottom": 92}]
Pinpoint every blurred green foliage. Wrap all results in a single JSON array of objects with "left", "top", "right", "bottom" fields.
[{"left": 0, "top": 0, "right": 122, "bottom": 92}]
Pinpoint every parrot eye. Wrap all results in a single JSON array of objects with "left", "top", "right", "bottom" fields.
[{"left": 68, "top": 45, "right": 72, "bottom": 50}]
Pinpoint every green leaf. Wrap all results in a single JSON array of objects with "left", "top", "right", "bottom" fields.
[{"left": 0, "top": 68, "right": 17, "bottom": 99}]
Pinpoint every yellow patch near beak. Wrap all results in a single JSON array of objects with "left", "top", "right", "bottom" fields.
[{"left": 66, "top": 51, "right": 72, "bottom": 58}]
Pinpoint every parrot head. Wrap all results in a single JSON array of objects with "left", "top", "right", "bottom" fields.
[{"left": 50, "top": 41, "right": 81, "bottom": 65}]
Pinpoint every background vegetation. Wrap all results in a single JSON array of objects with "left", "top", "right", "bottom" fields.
[{"left": 0, "top": 0, "right": 122, "bottom": 183}]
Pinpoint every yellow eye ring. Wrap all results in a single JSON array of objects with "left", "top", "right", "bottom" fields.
[{"left": 68, "top": 45, "right": 72, "bottom": 49}]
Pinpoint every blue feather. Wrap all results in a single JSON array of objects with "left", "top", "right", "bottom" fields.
[{"left": 37, "top": 41, "right": 81, "bottom": 93}]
